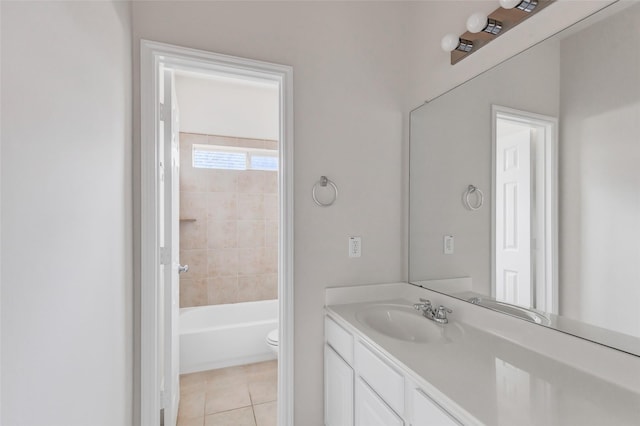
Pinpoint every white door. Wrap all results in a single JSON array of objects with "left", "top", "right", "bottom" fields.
[
  {"left": 160, "top": 68, "right": 181, "bottom": 426},
  {"left": 495, "top": 125, "right": 532, "bottom": 307}
]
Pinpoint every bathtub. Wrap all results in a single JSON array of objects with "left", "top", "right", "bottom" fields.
[{"left": 180, "top": 299, "right": 278, "bottom": 374}]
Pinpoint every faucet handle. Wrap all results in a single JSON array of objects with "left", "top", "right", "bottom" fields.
[
  {"left": 413, "top": 298, "right": 432, "bottom": 310},
  {"left": 434, "top": 305, "right": 452, "bottom": 323}
]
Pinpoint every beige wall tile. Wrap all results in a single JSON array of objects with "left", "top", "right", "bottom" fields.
[
  {"left": 204, "top": 407, "right": 255, "bottom": 426},
  {"left": 262, "top": 248, "right": 278, "bottom": 274},
  {"left": 263, "top": 140, "right": 278, "bottom": 150},
  {"left": 262, "top": 172, "right": 278, "bottom": 194},
  {"left": 265, "top": 221, "right": 278, "bottom": 248},
  {"left": 207, "top": 276, "right": 238, "bottom": 305},
  {"left": 237, "top": 194, "right": 264, "bottom": 220},
  {"left": 237, "top": 275, "right": 261, "bottom": 302},
  {"left": 237, "top": 248, "right": 263, "bottom": 275},
  {"left": 180, "top": 249, "right": 207, "bottom": 279},
  {"left": 207, "top": 249, "right": 239, "bottom": 277},
  {"left": 206, "top": 192, "right": 237, "bottom": 221},
  {"left": 234, "top": 138, "right": 264, "bottom": 149},
  {"left": 181, "top": 192, "right": 207, "bottom": 220},
  {"left": 263, "top": 274, "right": 278, "bottom": 300},
  {"left": 181, "top": 132, "right": 208, "bottom": 147},
  {"left": 207, "top": 220, "right": 237, "bottom": 249},
  {"left": 181, "top": 167, "right": 208, "bottom": 193},
  {"left": 207, "top": 135, "right": 237, "bottom": 147},
  {"left": 207, "top": 170, "right": 238, "bottom": 193},
  {"left": 237, "top": 172, "right": 265, "bottom": 193},
  {"left": 180, "top": 220, "right": 207, "bottom": 250},
  {"left": 263, "top": 194, "right": 278, "bottom": 221},
  {"left": 237, "top": 221, "right": 265, "bottom": 248},
  {"left": 180, "top": 133, "right": 280, "bottom": 307},
  {"left": 180, "top": 278, "right": 208, "bottom": 308},
  {"left": 253, "top": 401, "right": 277, "bottom": 426}
]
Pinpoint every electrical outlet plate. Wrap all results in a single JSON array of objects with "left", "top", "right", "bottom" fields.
[
  {"left": 349, "top": 236, "right": 361, "bottom": 258},
  {"left": 444, "top": 235, "right": 454, "bottom": 254}
]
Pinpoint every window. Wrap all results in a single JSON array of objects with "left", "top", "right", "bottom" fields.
[{"left": 192, "top": 144, "right": 278, "bottom": 171}]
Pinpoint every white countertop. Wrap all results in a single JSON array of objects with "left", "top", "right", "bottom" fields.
[{"left": 327, "top": 298, "right": 640, "bottom": 426}]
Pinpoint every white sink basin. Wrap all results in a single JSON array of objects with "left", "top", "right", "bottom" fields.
[{"left": 355, "top": 304, "right": 464, "bottom": 343}]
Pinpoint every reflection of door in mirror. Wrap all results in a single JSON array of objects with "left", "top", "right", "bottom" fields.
[{"left": 492, "top": 106, "right": 557, "bottom": 314}]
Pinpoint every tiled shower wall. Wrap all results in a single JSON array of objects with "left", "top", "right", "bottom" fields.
[{"left": 179, "top": 132, "right": 278, "bottom": 307}]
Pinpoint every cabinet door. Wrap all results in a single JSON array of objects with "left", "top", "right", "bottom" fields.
[
  {"left": 355, "top": 378, "right": 404, "bottom": 426},
  {"left": 325, "top": 344, "right": 354, "bottom": 426},
  {"left": 411, "top": 388, "right": 461, "bottom": 426}
]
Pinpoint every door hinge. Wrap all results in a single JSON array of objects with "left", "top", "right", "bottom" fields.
[{"left": 160, "top": 247, "right": 171, "bottom": 265}]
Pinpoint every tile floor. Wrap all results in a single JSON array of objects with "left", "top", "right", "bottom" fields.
[{"left": 177, "top": 360, "right": 277, "bottom": 426}]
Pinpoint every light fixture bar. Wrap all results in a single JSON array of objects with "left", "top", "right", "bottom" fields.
[
  {"left": 448, "top": 0, "right": 555, "bottom": 65},
  {"left": 516, "top": 0, "right": 538, "bottom": 13}
]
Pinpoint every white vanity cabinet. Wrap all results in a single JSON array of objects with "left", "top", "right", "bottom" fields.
[
  {"left": 325, "top": 344, "right": 354, "bottom": 426},
  {"left": 410, "top": 388, "right": 462, "bottom": 426},
  {"left": 325, "top": 316, "right": 355, "bottom": 426},
  {"left": 325, "top": 314, "right": 464, "bottom": 426},
  {"left": 355, "top": 377, "right": 403, "bottom": 426}
]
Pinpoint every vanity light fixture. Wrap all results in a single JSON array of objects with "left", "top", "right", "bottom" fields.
[
  {"left": 445, "top": 0, "right": 554, "bottom": 64},
  {"left": 441, "top": 34, "right": 474, "bottom": 53},
  {"left": 499, "top": 0, "right": 538, "bottom": 13},
  {"left": 466, "top": 12, "right": 503, "bottom": 35}
]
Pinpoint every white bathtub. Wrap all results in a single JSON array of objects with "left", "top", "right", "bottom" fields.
[{"left": 180, "top": 299, "right": 278, "bottom": 374}]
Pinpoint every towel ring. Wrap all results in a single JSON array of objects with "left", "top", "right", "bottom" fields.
[
  {"left": 463, "top": 185, "right": 484, "bottom": 211},
  {"left": 312, "top": 176, "right": 338, "bottom": 207}
]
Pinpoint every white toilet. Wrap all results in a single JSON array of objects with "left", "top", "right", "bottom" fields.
[{"left": 266, "top": 328, "right": 279, "bottom": 356}]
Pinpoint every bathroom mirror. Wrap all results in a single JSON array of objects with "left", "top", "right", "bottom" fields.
[{"left": 409, "top": 0, "right": 640, "bottom": 356}]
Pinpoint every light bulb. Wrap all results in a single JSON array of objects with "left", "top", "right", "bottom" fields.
[
  {"left": 441, "top": 34, "right": 460, "bottom": 52},
  {"left": 467, "top": 12, "right": 488, "bottom": 33},
  {"left": 499, "top": 0, "right": 521, "bottom": 9}
]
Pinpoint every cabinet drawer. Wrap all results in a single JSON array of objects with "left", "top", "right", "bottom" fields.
[
  {"left": 326, "top": 316, "right": 354, "bottom": 365},
  {"left": 355, "top": 340, "right": 404, "bottom": 415},
  {"left": 411, "top": 388, "right": 461, "bottom": 426},
  {"left": 356, "top": 377, "right": 404, "bottom": 426}
]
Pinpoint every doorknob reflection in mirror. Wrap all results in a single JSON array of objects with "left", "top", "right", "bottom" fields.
[{"left": 178, "top": 264, "right": 189, "bottom": 274}]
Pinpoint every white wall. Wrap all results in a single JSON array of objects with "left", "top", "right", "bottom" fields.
[
  {"left": 132, "top": 2, "right": 409, "bottom": 424},
  {"left": 174, "top": 73, "right": 279, "bottom": 140},
  {"left": 559, "top": 4, "right": 640, "bottom": 337},
  {"left": 1, "top": 2, "right": 132, "bottom": 425},
  {"left": 409, "top": 39, "right": 560, "bottom": 294}
]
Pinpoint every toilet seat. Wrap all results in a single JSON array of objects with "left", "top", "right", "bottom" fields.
[{"left": 266, "top": 328, "right": 279, "bottom": 346}]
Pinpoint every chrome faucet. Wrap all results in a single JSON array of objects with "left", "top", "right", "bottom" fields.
[{"left": 413, "top": 298, "right": 453, "bottom": 324}]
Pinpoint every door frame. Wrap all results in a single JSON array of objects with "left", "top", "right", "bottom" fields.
[
  {"left": 491, "top": 105, "right": 558, "bottom": 314},
  {"left": 140, "top": 40, "right": 294, "bottom": 426}
]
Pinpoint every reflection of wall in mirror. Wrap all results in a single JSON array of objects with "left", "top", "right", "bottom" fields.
[
  {"left": 559, "top": 5, "right": 640, "bottom": 338},
  {"left": 409, "top": 40, "right": 560, "bottom": 292}
]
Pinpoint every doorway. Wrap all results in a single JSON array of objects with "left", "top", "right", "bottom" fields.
[
  {"left": 140, "top": 41, "right": 294, "bottom": 426},
  {"left": 491, "top": 105, "right": 557, "bottom": 314}
]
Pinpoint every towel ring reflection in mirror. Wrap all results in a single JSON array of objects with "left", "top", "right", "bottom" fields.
[
  {"left": 312, "top": 176, "right": 338, "bottom": 207},
  {"left": 463, "top": 184, "right": 484, "bottom": 210}
]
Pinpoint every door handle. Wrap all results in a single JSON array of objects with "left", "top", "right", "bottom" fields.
[{"left": 178, "top": 264, "right": 189, "bottom": 274}]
